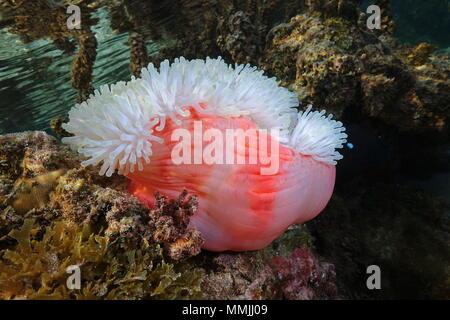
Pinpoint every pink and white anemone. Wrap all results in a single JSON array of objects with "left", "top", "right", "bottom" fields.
[{"left": 62, "top": 57, "right": 347, "bottom": 252}]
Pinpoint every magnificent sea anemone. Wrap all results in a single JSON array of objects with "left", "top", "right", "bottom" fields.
[{"left": 62, "top": 57, "right": 347, "bottom": 251}]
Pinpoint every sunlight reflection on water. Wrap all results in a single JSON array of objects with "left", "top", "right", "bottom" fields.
[{"left": 0, "top": 9, "right": 156, "bottom": 134}]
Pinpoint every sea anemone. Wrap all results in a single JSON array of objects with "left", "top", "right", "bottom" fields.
[{"left": 62, "top": 57, "right": 347, "bottom": 251}]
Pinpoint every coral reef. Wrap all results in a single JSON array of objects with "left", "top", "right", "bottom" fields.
[
  {"left": 0, "top": 218, "right": 204, "bottom": 299},
  {"left": 0, "top": 131, "right": 336, "bottom": 299},
  {"left": 262, "top": 5, "right": 450, "bottom": 135},
  {"left": 200, "top": 227, "right": 338, "bottom": 299},
  {"left": 0, "top": 132, "right": 205, "bottom": 299},
  {"left": 1, "top": 0, "right": 449, "bottom": 300},
  {"left": 2, "top": 1, "right": 448, "bottom": 135}
]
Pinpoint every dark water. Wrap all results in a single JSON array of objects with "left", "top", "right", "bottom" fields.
[{"left": 362, "top": 0, "right": 450, "bottom": 48}]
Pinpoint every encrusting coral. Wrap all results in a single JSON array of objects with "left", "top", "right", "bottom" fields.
[
  {"left": 46, "top": 168, "right": 203, "bottom": 260},
  {"left": 199, "top": 226, "right": 338, "bottom": 299},
  {"left": 0, "top": 132, "right": 205, "bottom": 299},
  {"left": 149, "top": 191, "right": 203, "bottom": 260}
]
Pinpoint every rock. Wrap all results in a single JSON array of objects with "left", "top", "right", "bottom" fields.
[
  {"left": 200, "top": 227, "right": 339, "bottom": 299},
  {"left": 308, "top": 182, "right": 450, "bottom": 299},
  {"left": 262, "top": 11, "right": 450, "bottom": 135}
]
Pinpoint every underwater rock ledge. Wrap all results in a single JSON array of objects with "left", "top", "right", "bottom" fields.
[
  {"left": 0, "top": 131, "right": 338, "bottom": 300},
  {"left": 261, "top": 10, "right": 450, "bottom": 135}
]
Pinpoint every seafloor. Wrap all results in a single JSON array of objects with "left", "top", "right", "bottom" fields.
[{"left": 0, "top": 0, "right": 449, "bottom": 299}]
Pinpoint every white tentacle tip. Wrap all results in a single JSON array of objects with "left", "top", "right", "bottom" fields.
[{"left": 289, "top": 105, "right": 347, "bottom": 165}]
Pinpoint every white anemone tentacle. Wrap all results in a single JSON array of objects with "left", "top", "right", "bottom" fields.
[
  {"left": 63, "top": 57, "right": 346, "bottom": 176},
  {"left": 289, "top": 105, "right": 348, "bottom": 165}
]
